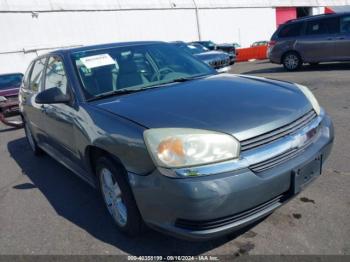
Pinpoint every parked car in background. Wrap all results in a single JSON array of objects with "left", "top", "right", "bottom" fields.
[
  {"left": 251, "top": 41, "right": 269, "bottom": 47},
  {"left": 192, "top": 40, "right": 216, "bottom": 50},
  {"left": 0, "top": 73, "right": 24, "bottom": 127},
  {"left": 20, "top": 41, "right": 333, "bottom": 240},
  {"left": 232, "top": 42, "right": 241, "bottom": 48},
  {"left": 192, "top": 41, "right": 236, "bottom": 64},
  {"left": 171, "top": 41, "right": 231, "bottom": 70},
  {"left": 268, "top": 12, "right": 350, "bottom": 71}
]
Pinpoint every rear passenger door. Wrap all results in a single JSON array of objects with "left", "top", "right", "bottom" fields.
[
  {"left": 335, "top": 15, "right": 350, "bottom": 60},
  {"left": 21, "top": 57, "right": 47, "bottom": 144},
  {"left": 300, "top": 17, "right": 339, "bottom": 62}
]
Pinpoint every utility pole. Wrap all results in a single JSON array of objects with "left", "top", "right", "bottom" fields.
[{"left": 192, "top": 0, "right": 202, "bottom": 40}]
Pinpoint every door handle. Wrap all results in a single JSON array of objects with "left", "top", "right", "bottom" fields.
[
  {"left": 40, "top": 105, "right": 47, "bottom": 112},
  {"left": 337, "top": 37, "right": 345, "bottom": 40}
]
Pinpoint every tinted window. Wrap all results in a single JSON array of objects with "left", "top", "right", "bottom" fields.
[
  {"left": 45, "top": 56, "right": 68, "bottom": 95},
  {"left": 278, "top": 22, "right": 303, "bottom": 38},
  {"left": 72, "top": 43, "right": 214, "bottom": 99},
  {"left": 0, "top": 73, "right": 23, "bottom": 90},
  {"left": 306, "top": 17, "right": 339, "bottom": 35},
  {"left": 29, "top": 58, "right": 46, "bottom": 92},
  {"left": 340, "top": 15, "right": 350, "bottom": 34}
]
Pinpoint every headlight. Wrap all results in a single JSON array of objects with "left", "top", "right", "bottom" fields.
[
  {"left": 144, "top": 128, "right": 240, "bottom": 168},
  {"left": 0, "top": 96, "right": 7, "bottom": 102},
  {"left": 296, "top": 84, "right": 321, "bottom": 115}
]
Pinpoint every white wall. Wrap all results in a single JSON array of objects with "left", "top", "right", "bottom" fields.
[
  {"left": 198, "top": 8, "right": 276, "bottom": 47},
  {"left": 1, "top": 0, "right": 344, "bottom": 74},
  {"left": 0, "top": 9, "right": 199, "bottom": 74}
]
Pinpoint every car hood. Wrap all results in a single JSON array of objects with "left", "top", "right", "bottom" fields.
[
  {"left": 93, "top": 74, "right": 312, "bottom": 141},
  {"left": 0, "top": 87, "right": 19, "bottom": 97},
  {"left": 194, "top": 51, "right": 228, "bottom": 61}
]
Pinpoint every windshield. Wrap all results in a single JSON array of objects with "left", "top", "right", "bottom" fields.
[
  {"left": 185, "top": 44, "right": 203, "bottom": 55},
  {"left": 0, "top": 73, "right": 23, "bottom": 90},
  {"left": 191, "top": 44, "right": 209, "bottom": 53},
  {"left": 172, "top": 43, "right": 202, "bottom": 55},
  {"left": 72, "top": 43, "right": 214, "bottom": 99},
  {"left": 199, "top": 41, "right": 216, "bottom": 50}
]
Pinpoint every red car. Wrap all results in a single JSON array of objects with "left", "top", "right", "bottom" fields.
[{"left": 0, "top": 73, "right": 23, "bottom": 127}]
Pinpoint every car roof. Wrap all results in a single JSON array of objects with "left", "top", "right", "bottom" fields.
[
  {"left": 0, "top": 73, "right": 23, "bottom": 77},
  {"left": 48, "top": 41, "right": 165, "bottom": 56},
  {"left": 285, "top": 12, "right": 350, "bottom": 24}
]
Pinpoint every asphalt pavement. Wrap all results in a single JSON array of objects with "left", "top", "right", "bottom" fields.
[{"left": 0, "top": 60, "right": 349, "bottom": 255}]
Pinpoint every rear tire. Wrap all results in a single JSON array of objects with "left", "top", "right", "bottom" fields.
[
  {"left": 96, "top": 156, "right": 143, "bottom": 236},
  {"left": 24, "top": 120, "right": 43, "bottom": 156},
  {"left": 282, "top": 52, "right": 302, "bottom": 71}
]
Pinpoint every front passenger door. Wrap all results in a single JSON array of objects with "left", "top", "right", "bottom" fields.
[{"left": 41, "top": 56, "right": 78, "bottom": 162}]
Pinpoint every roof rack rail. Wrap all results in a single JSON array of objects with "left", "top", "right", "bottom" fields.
[{"left": 285, "top": 12, "right": 336, "bottom": 24}]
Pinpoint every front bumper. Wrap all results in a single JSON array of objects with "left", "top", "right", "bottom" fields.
[{"left": 129, "top": 112, "right": 334, "bottom": 240}]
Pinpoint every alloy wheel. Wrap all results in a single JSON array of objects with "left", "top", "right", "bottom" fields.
[
  {"left": 284, "top": 54, "right": 300, "bottom": 70},
  {"left": 100, "top": 167, "right": 128, "bottom": 227}
]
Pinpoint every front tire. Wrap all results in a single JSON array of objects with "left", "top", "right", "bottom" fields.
[
  {"left": 96, "top": 156, "right": 143, "bottom": 236},
  {"left": 282, "top": 52, "right": 302, "bottom": 71}
]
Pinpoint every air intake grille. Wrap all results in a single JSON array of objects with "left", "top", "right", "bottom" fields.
[
  {"left": 175, "top": 194, "right": 287, "bottom": 230},
  {"left": 241, "top": 110, "right": 317, "bottom": 152}
]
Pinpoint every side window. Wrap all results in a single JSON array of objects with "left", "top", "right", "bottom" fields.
[
  {"left": 22, "top": 62, "right": 34, "bottom": 89},
  {"left": 340, "top": 15, "right": 350, "bottom": 34},
  {"left": 278, "top": 22, "right": 303, "bottom": 38},
  {"left": 29, "top": 58, "right": 46, "bottom": 92},
  {"left": 44, "top": 56, "right": 68, "bottom": 95},
  {"left": 306, "top": 17, "right": 339, "bottom": 35}
]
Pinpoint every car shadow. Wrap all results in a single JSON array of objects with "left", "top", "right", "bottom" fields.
[
  {"left": 7, "top": 137, "right": 260, "bottom": 255},
  {"left": 242, "top": 62, "right": 350, "bottom": 75}
]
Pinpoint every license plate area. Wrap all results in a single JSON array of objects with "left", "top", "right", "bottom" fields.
[{"left": 292, "top": 155, "right": 322, "bottom": 194}]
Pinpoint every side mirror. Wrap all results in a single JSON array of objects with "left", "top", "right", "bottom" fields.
[{"left": 35, "top": 87, "right": 71, "bottom": 104}]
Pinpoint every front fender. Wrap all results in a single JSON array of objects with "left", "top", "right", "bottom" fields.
[{"left": 77, "top": 104, "right": 156, "bottom": 176}]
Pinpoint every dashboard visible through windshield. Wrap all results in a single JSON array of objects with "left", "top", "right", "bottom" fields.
[{"left": 72, "top": 43, "right": 214, "bottom": 100}]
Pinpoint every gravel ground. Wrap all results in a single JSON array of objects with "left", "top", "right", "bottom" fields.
[{"left": 0, "top": 60, "right": 349, "bottom": 255}]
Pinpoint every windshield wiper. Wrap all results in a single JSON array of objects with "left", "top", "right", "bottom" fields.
[
  {"left": 87, "top": 88, "right": 144, "bottom": 102},
  {"left": 160, "top": 74, "right": 212, "bottom": 85},
  {"left": 87, "top": 74, "right": 212, "bottom": 102}
]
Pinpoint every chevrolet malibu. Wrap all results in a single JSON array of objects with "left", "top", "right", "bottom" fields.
[{"left": 19, "top": 41, "right": 334, "bottom": 240}]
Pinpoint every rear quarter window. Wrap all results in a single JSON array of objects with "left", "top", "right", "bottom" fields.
[{"left": 278, "top": 22, "right": 304, "bottom": 38}]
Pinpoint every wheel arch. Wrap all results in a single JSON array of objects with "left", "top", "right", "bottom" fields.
[{"left": 85, "top": 145, "right": 127, "bottom": 180}]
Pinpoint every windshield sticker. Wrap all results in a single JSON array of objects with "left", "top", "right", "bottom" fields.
[{"left": 80, "top": 54, "right": 116, "bottom": 69}]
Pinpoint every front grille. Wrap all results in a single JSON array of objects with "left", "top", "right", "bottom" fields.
[
  {"left": 249, "top": 142, "right": 311, "bottom": 173},
  {"left": 175, "top": 194, "right": 287, "bottom": 230},
  {"left": 209, "top": 58, "right": 230, "bottom": 69},
  {"left": 241, "top": 110, "right": 317, "bottom": 152}
]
